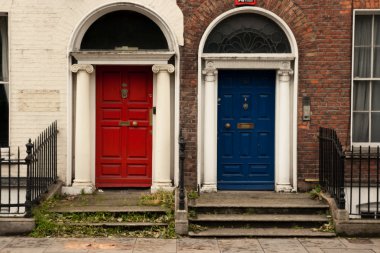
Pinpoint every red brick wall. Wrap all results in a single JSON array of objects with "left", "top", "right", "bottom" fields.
[{"left": 177, "top": 0, "right": 379, "bottom": 191}]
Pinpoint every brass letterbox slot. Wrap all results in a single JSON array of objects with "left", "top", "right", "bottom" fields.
[
  {"left": 237, "top": 123, "right": 255, "bottom": 129},
  {"left": 119, "top": 121, "right": 130, "bottom": 127}
]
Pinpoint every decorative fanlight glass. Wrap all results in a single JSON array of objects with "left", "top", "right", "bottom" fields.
[{"left": 204, "top": 13, "right": 291, "bottom": 53}]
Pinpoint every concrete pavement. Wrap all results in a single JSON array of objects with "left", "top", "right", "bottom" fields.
[{"left": 1, "top": 237, "right": 380, "bottom": 253}]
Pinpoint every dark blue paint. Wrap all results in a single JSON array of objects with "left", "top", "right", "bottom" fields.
[{"left": 217, "top": 70, "right": 275, "bottom": 190}]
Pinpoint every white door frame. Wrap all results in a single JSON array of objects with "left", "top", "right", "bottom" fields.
[
  {"left": 197, "top": 7, "right": 299, "bottom": 192},
  {"left": 64, "top": 2, "right": 183, "bottom": 193}
]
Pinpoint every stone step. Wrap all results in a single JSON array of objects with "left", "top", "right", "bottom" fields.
[
  {"left": 189, "top": 213, "right": 329, "bottom": 229},
  {"left": 189, "top": 214, "right": 329, "bottom": 222},
  {"left": 188, "top": 228, "right": 336, "bottom": 237},
  {"left": 189, "top": 202, "right": 329, "bottom": 209},
  {"left": 189, "top": 205, "right": 329, "bottom": 215},
  {"left": 50, "top": 205, "right": 166, "bottom": 213},
  {"left": 63, "top": 222, "right": 168, "bottom": 227},
  {"left": 195, "top": 192, "right": 314, "bottom": 200}
]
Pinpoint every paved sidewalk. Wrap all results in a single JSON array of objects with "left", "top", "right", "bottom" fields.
[{"left": 1, "top": 237, "right": 380, "bottom": 253}]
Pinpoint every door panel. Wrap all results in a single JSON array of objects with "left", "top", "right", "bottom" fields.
[
  {"left": 96, "top": 66, "right": 153, "bottom": 188},
  {"left": 217, "top": 70, "right": 275, "bottom": 190},
  {"left": 101, "top": 127, "right": 122, "bottom": 157},
  {"left": 129, "top": 73, "right": 148, "bottom": 101},
  {"left": 127, "top": 128, "right": 148, "bottom": 157}
]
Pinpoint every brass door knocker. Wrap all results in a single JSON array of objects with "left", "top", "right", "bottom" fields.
[
  {"left": 121, "top": 83, "right": 128, "bottom": 99},
  {"left": 243, "top": 97, "right": 249, "bottom": 111}
]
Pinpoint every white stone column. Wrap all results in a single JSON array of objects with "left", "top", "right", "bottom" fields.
[
  {"left": 152, "top": 64, "right": 175, "bottom": 191},
  {"left": 276, "top": 67, "right": 294, "bottom": 192},
  {"left": 66, "top": 64, "right": 94, "bottom": 195},
  {"left": 201, "top": 62, "right": 218, "bottom": 192}
]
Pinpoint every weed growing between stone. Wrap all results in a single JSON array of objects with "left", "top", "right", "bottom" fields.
[
  {"left": 187, "top": 190, "right": 199, "bottom": 200},
  {"left": 188, "top": 223, "right": 207, "bottom": 232},
  {"left": 139, "top": 190, "right": 175, "bottom": 209},
  {"left": 309, "top": 185, "right": 323, "bottom": 201},
  {"left": 30, "top": 191, "right": 176, "bottom": 238}
]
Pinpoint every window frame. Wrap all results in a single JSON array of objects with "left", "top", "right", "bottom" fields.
[
  {"left": 0, "top": 12, "right": 9, "bottom": 147},
  {"left": 351, "top": 10, "right": 380, "bottom": 146}
]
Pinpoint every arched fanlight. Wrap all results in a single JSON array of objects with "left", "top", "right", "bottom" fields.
[
  {"left": 204, "top": 13, "right": 291, "bottom": 53},
  {"left": 81, "top": 10, "right": 169, "bottom": 50}
]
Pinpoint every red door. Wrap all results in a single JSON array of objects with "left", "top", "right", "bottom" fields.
[{"left": 96, "top": 66, "right": 153, "bottom": 188}]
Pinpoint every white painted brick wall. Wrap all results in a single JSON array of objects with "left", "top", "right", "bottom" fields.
[{"left": 0, "top": 0, "right": 183, "bottom": 184}]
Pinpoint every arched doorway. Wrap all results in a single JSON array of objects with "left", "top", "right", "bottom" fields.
[
  {"left": 64, "top": 3, "right": 182, "bottom": 194},
  {"left": 197, "top": 7, "right": 298, "bottom": 192}
]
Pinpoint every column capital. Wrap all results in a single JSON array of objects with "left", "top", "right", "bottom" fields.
[
  {"left": 202, "top": 61, "right": 218, "bottom": 76},
  {"left": 202, "top": 62, "right": 218, "bottom": 83},
  {"left": 278, "top": 68, "right": 294, "bottom": 82},
  {"left": 70, "top": 64, "right": 94, "bottom": 74},
  {"left": 278, "top": 69, "right": 294, "bottom": 76},
  {"left": 152, "top": 64, "right": 175, "bottom": 74}
]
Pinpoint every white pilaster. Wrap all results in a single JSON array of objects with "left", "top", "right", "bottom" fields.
[
  {"left": 63, "top": 64, "right": 94, "bottom": 195},
  {"left": 201, "top": 62, "right": 218, "bottom": 192},
  {"left": 276, "top": 67, "right": 294, "bottom": 192},
  {"left": 151, "top": 64, "right": 175, "bottom": 192}
]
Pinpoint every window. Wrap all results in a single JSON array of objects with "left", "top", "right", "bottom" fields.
[
  {"left": 81, "top": 11, "right": 168, "bottom": 50},
  {"left": 204, "top": 13, "right": 291, "bottom": 53},
  {"left": 352, "top": 13, "right": 380, "bottom": 144},
  {"left": 0, "top": 15, "right": 8, "bottom": 147}
]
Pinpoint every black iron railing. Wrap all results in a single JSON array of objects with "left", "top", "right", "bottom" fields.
[
  {"left": 0, "top": 147, "right": 27, "bottom": 215},
  {"left": 347, "top": 145, "right": 380, "bottom": 218},
  {"left": 319, "top": 127, "right": 346, "bottom": 209},
  {"left": 178, "top": 130, "right": 186, "bottom": 210},
  {"left": 0, "top": 121, "right": 58, "bottom": 216}
]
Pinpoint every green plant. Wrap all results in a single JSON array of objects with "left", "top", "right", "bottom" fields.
[
  {"left": 139, "top": 190, "right": 174, "bottom": 210},
  {"left": 188, "top": 209, "right": 197, "bottom": 219},
  {"left": 187, "top": 190, "right": 199, "bottom": 200},
  {"left": 30, "top": 190, "right": 177, "bottom": 238},
  {"left": 309, "top": 185, "right": 323, "bottom": 200},
  {"left": 189, "top": 224, "right": 207, "bottom": 232},
  {"left": 314, "top": 220, "right": 335, "bottom": 233},
  {"left": 30, "top": 198, "right": 60, "bottom": 237}
]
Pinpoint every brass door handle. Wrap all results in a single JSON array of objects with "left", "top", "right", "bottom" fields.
[
  {"left": 225, "top": 123, "right": 231, "bottom": 129},
  {"left": 132, "top": 121, "right": 138, "bottom": 126},
  {"left": 149, "top": 109, "right": 152, "bottom": 126}
]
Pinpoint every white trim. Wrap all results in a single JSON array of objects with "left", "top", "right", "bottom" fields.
[
  {"left": 351, "top": 10, "right": 380, "bottom": 146},
  {"left": 66, "top": 2, "right": 182, "bottom": 189},
  {"left": 72, "top": 51, "right": 175, "bottom": 65},
  {"left": 197, "top": 7, "right": 299, "bottom": 192},
  {"left": 202, "top": 55, "right": 295, "bottom": 69},
  {"left": 68, "top": 2, "right": 181, "bottom": 52},
  {"left": 353, "top": 9, "right": 380, "bottom": 15}
]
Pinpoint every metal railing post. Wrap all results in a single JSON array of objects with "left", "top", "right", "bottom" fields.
[
  {"left": 25, "top": 139, "right": 34, "bottom": 217},
  {"left": 179, "top": 130, "right": 186, "bottom": 210},
  {"left": 339, "top": 152, "right": 346, "bottom": 209},
  {"left": 319, "top": 127, "right": 346, "bottom": 210}
]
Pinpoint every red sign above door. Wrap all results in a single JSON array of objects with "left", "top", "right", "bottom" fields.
[{"left": 234, "top": 0, "right": 257, "bottom": 6}]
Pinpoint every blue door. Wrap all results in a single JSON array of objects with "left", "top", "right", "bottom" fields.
[{"left": 217, "top": 70, "right": 275, "bottom": 190}]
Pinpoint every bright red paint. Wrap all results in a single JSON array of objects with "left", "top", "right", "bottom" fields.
[
  {"left": 96, "top": 66, "right": 153, "bottom": 188},
  {"left": 234, "top": 0, "right": 257, "bottom": 6}
]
